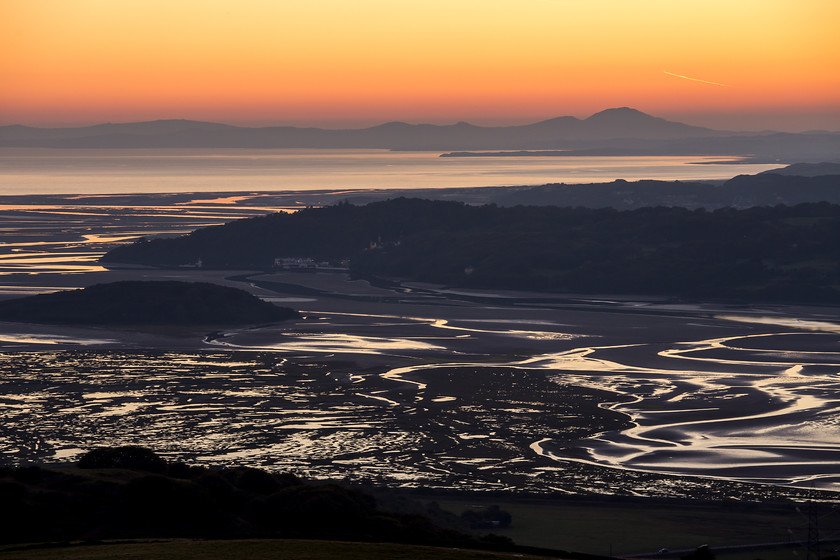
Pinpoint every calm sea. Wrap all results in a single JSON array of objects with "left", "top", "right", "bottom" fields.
[{"left": 0, "top": 148, "right": 783, "bottom": 195}]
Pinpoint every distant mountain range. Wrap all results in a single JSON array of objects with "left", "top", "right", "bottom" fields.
[{"left": 2, "top": 107, "right": 839, "bottom": 162}]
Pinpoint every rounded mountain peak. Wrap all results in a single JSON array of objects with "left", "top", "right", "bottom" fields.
[{"left": 585, "top": 107, "right": 655, "bottom": 122}]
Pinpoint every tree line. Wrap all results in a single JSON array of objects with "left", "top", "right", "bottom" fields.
[{"left": 101, "top": 199, "right": 840, "bottom": 303}]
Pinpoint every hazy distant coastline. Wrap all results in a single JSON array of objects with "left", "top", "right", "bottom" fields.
[
  {"left": 0, "top": 149, "right": 782, "bottom": 196},
  {"left": 440, "top": 150, "right": 773, "bottom": 164},
  {"left": 0, "top": 162, "right": 837, "bottom": 210},
  {"left": 3, "top": 107, "right": 839, "bottom": 163}
]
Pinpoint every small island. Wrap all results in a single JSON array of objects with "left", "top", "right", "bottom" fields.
[{"left": 0, "top": 281, "right": 299, "bottom": 325}]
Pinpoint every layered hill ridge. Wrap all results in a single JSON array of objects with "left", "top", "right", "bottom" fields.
[
  {"left": 0, "top": 108, "right": 723, "bottom": 150},
  {"left": 4, "top": 108, "right": 837, "bottom": 161}
]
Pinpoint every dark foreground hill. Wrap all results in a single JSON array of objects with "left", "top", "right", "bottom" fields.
[
  {"left": 0, "top": 281, "right": 298, "bottom": 325},
  {"left": 102, "top": 199, "right": 840, "bottom": 304},
  {"left": 0, "top": 540, "right": 563, "bottom": 560},
  {"left": 3, "top": 447, "right": 604, "bottom": 560},
  {"left": 0, "top": 447, "right": 504, "bottom": 549}
]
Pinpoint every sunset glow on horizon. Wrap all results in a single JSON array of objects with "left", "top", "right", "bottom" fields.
[{"left": 2, "top": 0, "right": 839, "bottom": 131}]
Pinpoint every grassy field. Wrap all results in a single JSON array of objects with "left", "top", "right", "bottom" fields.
[
  {"left": 1, "top": 501, "right": 835, "bottom": 560},
  {"left": 0, "top": 539, "right": 556, "bottom": 560},
  {"left": 425, "top": 495, "right": 831, "bottom": 558}
]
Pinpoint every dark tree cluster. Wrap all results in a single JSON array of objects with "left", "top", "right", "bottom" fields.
[
  {"left": 0, "top": 446, "right": 499, "bottom": 547},
  {"left": 101, "top": 199, "right": 840, "bottom": 303},
  {"left": 0, "top": 281, "right": 299, "bottom": 325}
]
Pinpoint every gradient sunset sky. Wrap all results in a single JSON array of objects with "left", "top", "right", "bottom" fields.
[{"left": 2, "top": 0, "right": 838, "bottom": 130}]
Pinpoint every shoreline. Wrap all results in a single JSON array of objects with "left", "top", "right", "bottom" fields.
[{"left": 0, "top": 148, "right": 784, "bottom": 197}]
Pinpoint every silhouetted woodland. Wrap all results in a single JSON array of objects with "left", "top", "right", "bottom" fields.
[
  {"left": 0, "top": 281, "right": 299, "bottom": 325},
  {"left": 102, "top": 199, "right": 840, "bottom": 303},
  {"left": 0, "top": 446, "right": 505, "bottom": 546}
]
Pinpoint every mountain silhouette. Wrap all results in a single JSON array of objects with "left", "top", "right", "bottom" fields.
[
  {"left": 580, "top": 107, "right": 708, "bottom": 138},
  {"left": 2, "top": 109, "right": 838, "bottom": 160},
  {"left": 0, "top": 108, "right": 718, "bottom": 150}
]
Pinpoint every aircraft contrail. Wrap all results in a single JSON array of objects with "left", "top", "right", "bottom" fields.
[{"left": 663, "top": 71, "right": 727, "bottom": 87}]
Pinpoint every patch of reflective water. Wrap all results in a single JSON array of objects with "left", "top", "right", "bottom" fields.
[
  {"left": 524, "top": 331, "right": 840, "bottom": 491},
  {"left": 209, "top": 332, "right": 446, "bottom": 354},
  {"left": 200, "top": 306, "right": 840, "bottom": 491},
  {"left": 0, "top": 332, "right": 118, "bottom": 345}
]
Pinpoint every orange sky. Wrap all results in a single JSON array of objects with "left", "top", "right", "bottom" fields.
[{"left": 2, "top": 0, "right": 839, "bottom": 130}]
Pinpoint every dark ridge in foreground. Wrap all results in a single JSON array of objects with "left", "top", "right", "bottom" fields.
[
  {"left": 1, "top": 446, "right": 566, "bottom": 558},
  {"left": 0, "top": 540, "right": 568, "bottom": 560},
  {"left": 0, "top": 281, "right": 299, "bottom": 325},
  {"left": 0, "top": 446, "right": 462, "bottom": 545},
  {"left": 102, "top": 199, "right": 840, "bottom": 304}
]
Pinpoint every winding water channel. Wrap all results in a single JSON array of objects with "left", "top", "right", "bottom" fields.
[
  {"left": 205, "top": 299, "right": 840, "bottom": 493},
  {"left": 0, "top": 195, "right": 838, "bottom": 498}
]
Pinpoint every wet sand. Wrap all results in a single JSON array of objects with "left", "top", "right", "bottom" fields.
[{"left": 2, "top": 266, "right": 839, "bottom": 498}]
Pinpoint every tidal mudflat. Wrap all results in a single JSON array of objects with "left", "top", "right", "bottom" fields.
[
  {"left": 1, "top": 193, "right": 839, "bottom": 500},
  {"left": 0, "top": 193, "right": 298, "bottom": 280},
  {"left": 2, "top": 266, "right": 838, "bottom": 501}
]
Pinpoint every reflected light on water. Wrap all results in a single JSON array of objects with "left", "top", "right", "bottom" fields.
[
  {"left": 0, "top": 333, "right": 117, "bottom": 345},
  {"left": 717, "top": 314, "right": 840, "bottom": 333},
  {"left": 197, "top": 307, "right": 840, "bottom": 490},
  {"left": 209, "top": 332, "right": 446, "bottom": 354},
  {"left": 526, "top": 330, "right": 840, "bottom": 490}
]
